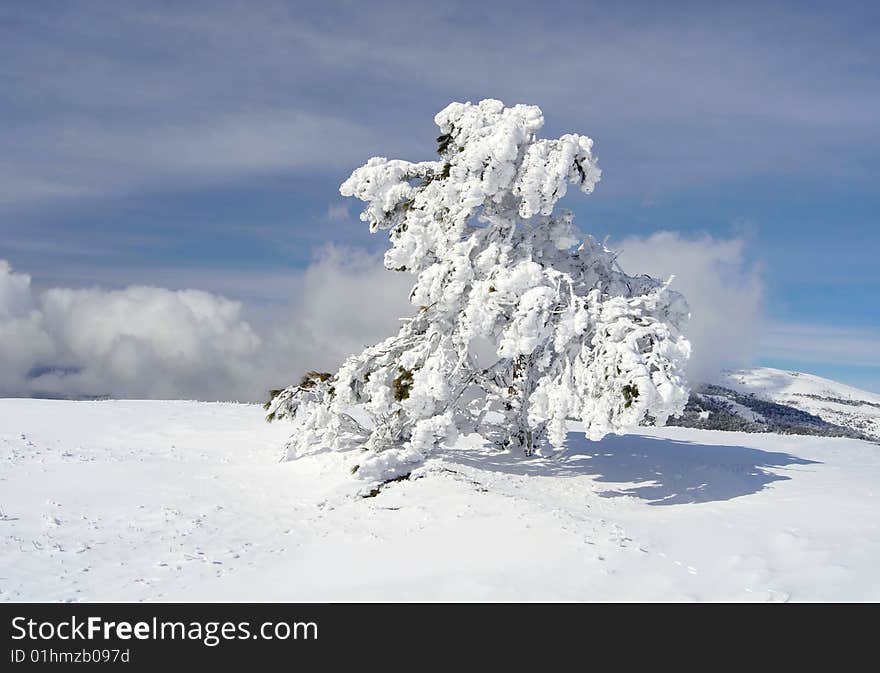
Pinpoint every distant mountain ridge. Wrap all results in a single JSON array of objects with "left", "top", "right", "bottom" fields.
[{"left": 668, "top": 368, "right": 880, "bottom": 443}]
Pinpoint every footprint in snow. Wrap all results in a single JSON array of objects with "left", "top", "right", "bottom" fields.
[{"left": 765, "top": 588, "right": 790, "bottom": 603}]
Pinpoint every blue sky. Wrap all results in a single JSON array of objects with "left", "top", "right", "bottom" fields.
[{"left": 1, "top": 0, "right": 878, "bottom": 393}]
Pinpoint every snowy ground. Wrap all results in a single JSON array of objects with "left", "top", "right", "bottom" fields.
[{"left": 2, "top": 398, "right": 879, "bottom": 602}]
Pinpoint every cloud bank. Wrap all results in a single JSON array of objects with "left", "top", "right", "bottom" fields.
[
  {"left": 0, "top": 249, "right": 412, "bottom": 401},
  {"left": 255, "top": 246, "right": 413, "bottom": 394},
  {"left": 5, "top": 234, "right": 873, "bottom": 400},
  {"left": 614, "top": 232, "right": 764, "bottom": 383},
  {"left": 0, "top": 260, "right": 261, "bottom": 399}
]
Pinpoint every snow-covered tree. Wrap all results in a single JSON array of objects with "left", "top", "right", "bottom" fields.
[{"left": 267, "top": 99, "right": 691, "bottom": 481}]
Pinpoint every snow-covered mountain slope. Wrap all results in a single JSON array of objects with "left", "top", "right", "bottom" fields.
[
  {"left": 3, "top": 396, "right": 880, "bottom": 602},
  {"left": 718, "top": 368, "right": 880, "bottom": 441}
]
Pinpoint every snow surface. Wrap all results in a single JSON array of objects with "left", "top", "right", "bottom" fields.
[
  {"left": 2, "top": 396, "right": 879, "bottom": 602},
  {"left": 719, "top": 367, "right": 880, "bottom": 440}
]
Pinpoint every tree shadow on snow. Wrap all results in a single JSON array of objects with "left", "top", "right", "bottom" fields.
[{"left": 441, "top": 432, "right": 821, "bottom": 505}]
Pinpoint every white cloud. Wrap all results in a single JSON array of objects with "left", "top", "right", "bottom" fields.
[
  {"left": 256, "top": 246, "right": 413, "bottom": 390},
  {"left": 0, "top": 262, "right": 55, "bottom": 396},
  {"left": 0, "top": 251, "right": 413, "bottom": 401},
  {"left": 0, "top": 260, "right": 262, "bottom": 400},
  {"left": 0, "top": 260, "right": 37, "bottom": 320},
  {"left": 614, "top": 232, "right": 764, "bottom": 383}
]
